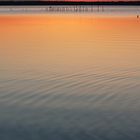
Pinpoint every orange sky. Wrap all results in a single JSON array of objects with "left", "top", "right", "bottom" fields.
[
  {"left": 43, "top": 0, "right": 140, "bottom": 1},
  {"left": 42, "top": 0, "right": 140, "bottom": 1}
]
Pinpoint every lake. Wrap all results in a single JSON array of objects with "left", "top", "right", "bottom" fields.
[{"left": 0, "top": 6, "right": 140, "bottom": 140}]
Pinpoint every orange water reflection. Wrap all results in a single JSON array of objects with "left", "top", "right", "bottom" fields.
[{"left": 0, "top": 14, "right": 140, "bottom": 72}]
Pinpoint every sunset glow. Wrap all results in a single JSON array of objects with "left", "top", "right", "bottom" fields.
[{"left": 0, "top": 2, "right": 140, "bottom": 140}]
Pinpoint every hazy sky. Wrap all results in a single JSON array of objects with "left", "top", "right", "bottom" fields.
[{"left": 0, "top": 0, "right": 140, "bottom": 1}]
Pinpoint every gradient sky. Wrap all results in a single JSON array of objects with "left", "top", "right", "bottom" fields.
[
  {"left": 42, "top": 0, "right": 140, "bottom": 1},
  {"left": 0, "top": 0, "right": 140, "bottom": 1}
]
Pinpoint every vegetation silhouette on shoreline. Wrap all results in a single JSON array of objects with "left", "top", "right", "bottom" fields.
[{"left": 0, "top": 1, "right": 140, "bottom": 6}]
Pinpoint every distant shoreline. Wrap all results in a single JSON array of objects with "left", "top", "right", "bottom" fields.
[{"left": 0, "top": 1, "right": 140, "bottom": 6}]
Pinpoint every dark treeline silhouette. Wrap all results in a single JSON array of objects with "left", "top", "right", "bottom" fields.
[{"left": 0, "top": 0, "right": 140, "bottom": 6}]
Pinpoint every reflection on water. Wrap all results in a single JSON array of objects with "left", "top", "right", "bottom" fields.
[
  {"left": 0, "top": 6, "right": 140, "bottom": 16},
  {"left": 0, "top": 9, "right": 140, "bottom": 140}
]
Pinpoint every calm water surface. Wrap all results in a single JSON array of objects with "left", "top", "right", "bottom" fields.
[{"left": 0, "top": 7, "right": 140, "bottom": 140}]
